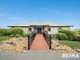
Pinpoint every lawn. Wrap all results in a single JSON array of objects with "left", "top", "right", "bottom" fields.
[
  {"left": 60, "top": 40, "right": 80, "bottom": 49},
  {"left": 0, "top": 36, "right": 10, "bottom": 41}
]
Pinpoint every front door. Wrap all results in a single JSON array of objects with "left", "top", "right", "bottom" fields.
[{"left": 37, "top": 28, "right": 42, "bottom": 33}]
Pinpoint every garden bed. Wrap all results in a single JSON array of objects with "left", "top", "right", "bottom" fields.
[
  {"left": 51, "top": 40, "right": 80, "bottom": 53},
  {"left": 0, "top": 37, "right": 28, "bottom": 53}
]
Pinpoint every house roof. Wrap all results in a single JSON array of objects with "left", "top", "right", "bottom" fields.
[{"left": 8, "top": 22, "right": 73, "bottom": 27}]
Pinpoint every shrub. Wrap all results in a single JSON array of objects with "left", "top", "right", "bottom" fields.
[
  {"left": 74, "top": 34, "right": 80, "bottom": 42},
  {"left": 59, "top": 29, "right": 74, "bottom": 41},
  {"left": 73, "top": 29, "right": 80, "bottom": 35},
  {"left": 10, "top": 34, "right": 15, "bottom": 37},
  {"left": 55, "top": 33, "right": 68, "bottom": 40},
  {"left": 22, "top": 32, "right": 29, "bottom": 37},
  {"left": 52, "top": 34, "right": 57, "bottom": 39},
  {"left": 0, "top": 27, "right": 23, "bottom": 37},
  {"left": 15, "top": 34, "right": 21, "bottom": 38},
  {"left": 0, "top": 29, "right": 8, "bottom": 36},
  {"left": 0, "top": 29, "right": 4, "bottom": 36},
  {"left": 9, "top": 27, "right": 23, "bottom": 35}
]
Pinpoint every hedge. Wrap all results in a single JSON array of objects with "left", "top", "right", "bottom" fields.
[
  {"left": 54, "top": 29, "right": 80, "bottom": 41},
  {"left": 73, "top": 34, "right": 80, "bottom": 42},
  {"left": 58, "top": 29, "right": 75, "bottom": 41},
  {"left": 0, "top": 27, "right": 23, "bottom": 37},
  {"left": 55, "top": 33, "right": 68, "bottom": 40},
  {"left": 0, "top": 29, "right": 8, "bottom": 36}
]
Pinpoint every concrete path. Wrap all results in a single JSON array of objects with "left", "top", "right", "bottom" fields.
[
  {"left": 30, "top": 33, "right": 49, "bottom": 50},
  {"left": 0, "top": 50, "right": 80, "bottom": 60}
]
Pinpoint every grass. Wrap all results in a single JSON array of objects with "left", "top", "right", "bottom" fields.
[
  {"left": 0, "top": 36, "right": 11, "bottom": 41},
  {"left": 60, "top": 40, "right": 80, "bottom": 49}
]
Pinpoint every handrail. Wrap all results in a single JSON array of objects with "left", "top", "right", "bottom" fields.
[
  {"left": 43, "top": 32, "right": 51, "bottom": 49},
  {"left": 28, "top": 32, "right": 37, "bottom": 49},
  {"left": 28, "top": 31, "right": 51, "bottom": 49}
]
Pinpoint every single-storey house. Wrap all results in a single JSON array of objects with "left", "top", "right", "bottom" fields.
[{"left": 8, "top": 22, "right": 73, "bottom": 34}]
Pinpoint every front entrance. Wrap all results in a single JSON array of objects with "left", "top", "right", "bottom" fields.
[
  {"left": 28, "top": 25, "right": 51, "bottom": 50},
  {"left": 34, "top": 26, "right": 44, "bottom": 33},
  {"left": 37, "top": 28, "right": 42, "bottom": 33}
]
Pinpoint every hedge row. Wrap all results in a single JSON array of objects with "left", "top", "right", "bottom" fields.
[
  {"left": 0, "top": 27, "right": 29, "bottom": 37},
  {"left": 54, "top": 29, "right": 80, "bottom": 42}
]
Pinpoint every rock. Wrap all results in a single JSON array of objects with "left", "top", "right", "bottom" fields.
[
  {"left": 0, "top": 42, "right": 4, "bottom": 45},
  {"left": 18, "top": 38, "right": 22, "bottom": 41},
  {"left": 7, "top": 42, "right": 16, "bottom": 46},
  {"left": 76, "top": 49, "right": 80, "bottom": 52},
  {"left": 16, "top": 48, "right": 19, "bottom": 51},
  {"left": 24, "top": 51, "right": 27, "bottom": 52},
  {"left": 56, "top": 44, "right": 60, "bottom": 47},
  {"left": 0, "top": 37, "right": 28, "bottom": 53},
  {"left": 51, "top": 40, "right": 78, "bottom": 54},
  {"left": 23, "top": 47, "right": 27, "bottom": 50}
]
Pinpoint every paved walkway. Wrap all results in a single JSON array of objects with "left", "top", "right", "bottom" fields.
[
  {"left": 0, "top": 50, "right": 80, "bottom": 60},
  {"left": 30, "top": 33, "right": 49, "bottom": 50}
]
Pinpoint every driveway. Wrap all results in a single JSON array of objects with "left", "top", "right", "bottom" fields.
[{"left": 0, "top": 50, "right": 80, "bottom": 60}]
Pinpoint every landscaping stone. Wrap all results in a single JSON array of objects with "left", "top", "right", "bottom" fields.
[
  {"left": 51, "top": 40, "right": 78, "bottom": 54},
  {"left": 7, "top": 42, "right": 16, "bottom": 46},
  {"left": 76, "top": 49, "right": 80, "bottom": 52},
  {"left": 0, "top": 37, "right": 28, "bottom": 52},
  {"left": 0, "top": 41, "right": 4, "bottom": 45}
]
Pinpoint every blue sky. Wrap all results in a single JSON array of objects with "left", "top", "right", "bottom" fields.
[{"left": 0, "top": 0, "right": 80, "bottom": 29}]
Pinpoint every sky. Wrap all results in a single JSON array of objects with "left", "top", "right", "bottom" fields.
[{"left": 0, "top": 0, "right": 80, "bottom": 29}]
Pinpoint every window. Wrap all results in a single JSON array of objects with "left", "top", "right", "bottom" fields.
[
  {"left": 48, "top": 28, "right": 51, "bottom": 31},
  {"left": 28, "top": 28, "right": 32, "bottom": 31}
]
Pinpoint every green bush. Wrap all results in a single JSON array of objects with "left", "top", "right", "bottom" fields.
[
  {"left": 15, "top": 34, "right": 21, "bottom": 38},
  {"left": 53, "top": 29, "right": 80, "bottom": 41},
  {"left": 0, "top": 27, "right": 23, "bottom": 37},
  {"left": 59, "top": 29, "right": 74, "bottom": 41},
  {"left": 22, "top": 32, "right": 29, "bottom": 37},
  {"left": 55, "top": 33, "right": 68, "bottom": 40},
  {"left": 52, "top": 34, "right": 57, "bottom": 39},
  {"left": 73, "top": 29, "right": 80, "bottom": 35},
  {"left": 10, "top": 34, "right": 15, "bottom": 37},
  {"left": 0, "top": 29, "right": 8, "bottom": 36},
  {"left": 9, "top": 27, "right": 23, "bottom": 35},
  {"left": 74, "top": 34, "right": 80, "bottom": 42}
]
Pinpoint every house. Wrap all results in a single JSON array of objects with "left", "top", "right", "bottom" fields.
[{"left": 8, "top": 22, "right": 73, "bottom": 34}]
